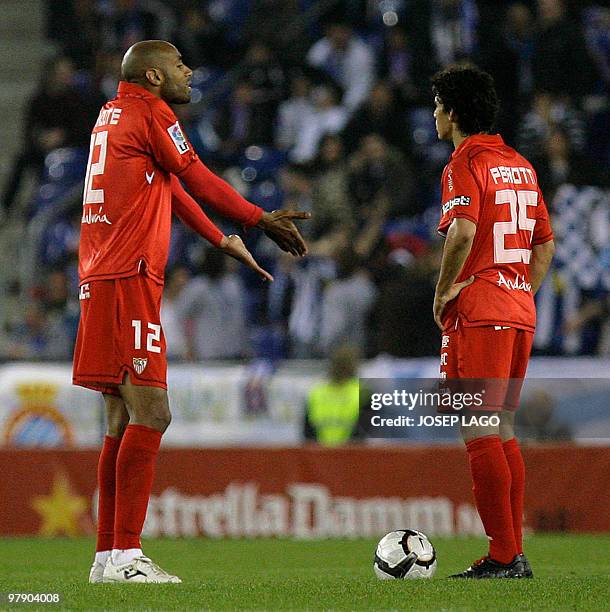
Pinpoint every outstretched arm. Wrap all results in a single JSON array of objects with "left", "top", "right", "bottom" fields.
[
  {"left": 176, "top": 160, "right": 310, "bottom": 256},
  {"left": 176, "top": 160, "right": 263, "bottom": 227},
  {"left": 171, "top": 175, "right": 272, "bottom": 281},
  {"left": 171, "top": 174, "right": 224, "bottom": 246}
]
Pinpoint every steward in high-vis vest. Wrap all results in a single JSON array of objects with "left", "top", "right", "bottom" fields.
[{"left": 303, "top": 345, "right": 369, "bottom": 446}]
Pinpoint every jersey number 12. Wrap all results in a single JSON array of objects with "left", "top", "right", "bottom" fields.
[{"left": 83, "top": 130, "right": 108, "bottom": 205}]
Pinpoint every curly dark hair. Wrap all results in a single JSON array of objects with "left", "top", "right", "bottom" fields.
[{"left": 431, "top": 65, "right": 500, "bottom": 136}]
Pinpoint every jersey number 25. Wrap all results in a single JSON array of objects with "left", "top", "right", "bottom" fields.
[{"left": 493, "top": 189, "right": 537, "bottom": 264}]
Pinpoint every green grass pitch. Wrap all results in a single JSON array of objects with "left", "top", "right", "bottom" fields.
[{"left": 0, "top": 535, "right": 608, "bottom": 610}]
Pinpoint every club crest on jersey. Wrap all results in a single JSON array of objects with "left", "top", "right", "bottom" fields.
[
  {"left": 442, "top": 195, "right": 471, "bottom": 215},
  {"left": 132, "top": 357, "right": 148, "bottom": 375},
  {"left": 167, "top": 121, "right": 190, "bottom": 154}
]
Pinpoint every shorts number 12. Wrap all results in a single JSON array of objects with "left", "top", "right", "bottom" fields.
[{"left": 131, "top": 320, "right": 161, "bottom": 353}]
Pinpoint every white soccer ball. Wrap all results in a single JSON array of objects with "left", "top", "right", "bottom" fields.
[{"left": 373, "top": 529, "right": 437, "bottom": 579}]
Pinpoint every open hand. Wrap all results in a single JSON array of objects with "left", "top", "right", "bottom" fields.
[
  {"left": 219, "top": 234, "right": 274, "bottom": 282},
  {"left": 257, "top": 209, "right": 311, "bottom": 257}
]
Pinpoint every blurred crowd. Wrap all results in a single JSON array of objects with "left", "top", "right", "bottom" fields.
[{"left": 0, "top": 0, "right": 608, "bottom": 362}]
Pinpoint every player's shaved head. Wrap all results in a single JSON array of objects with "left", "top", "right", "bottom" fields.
[
  {"left": 121, "top": 40, "right": 178, "bottom": 82},
  {"left": 121, "top": 40, "right": 193, "bottom": 104}
]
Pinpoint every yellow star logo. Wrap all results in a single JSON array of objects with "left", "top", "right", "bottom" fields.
[{"left": 32, "top": 472, "right": 88, "bottom": 536}]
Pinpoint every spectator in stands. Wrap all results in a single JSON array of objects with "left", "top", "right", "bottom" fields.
[
  {"left": 318, "top": 247, "right": 377, "bottom": 357},
  {"left": 275, "top": 72, "right": 315, "bottom": 154},
  {"left": 503, "top": 3, "right": 536, "bottom": 102},
  {"left": 243, "top": 0, "right": 305, "bottom": 61},
  {"left": 582, "top": 6, "right": 610, "bottom": 93},
  {"left": 310, "top": 135, "right": 351, "bottom": 245},
  {"left": 348, "top": 133, "right": 417, "bottom": 219},
  {"left": 477, "top": 2, "right": 533, "bottom": 142},
  {"left": 563, "top": 290, "right": 610, "bottom": 357},
  {"left": 237, "top": 42, "right": 285, "bottom": 143},
  {"left": 307, "top": 22, "right": 376, "bottom": 112},
  {"left": 303, "top": 344, "right": 366, "bottom": 446},
  {"left": 175, "top": 5, "right": 235, "bottom": 70},
  {"left": 370, "top": 245, "right": 441, "bottom": 357},
  {"left": 4, "top": 302, "right": 72, "bottom": 361},
  {"left": 94, "top": 50, "right": 123, "bottom": 101},
  {"left": 95, "top": 0, "right": 174, "bottom": 52},
  {"left": 281, "top": 256, "right": 335, "bottom": 358},
  {"left": 45, "top": 0, "right": 101, "bottom": 70},
  {"left": 214, "top": 79, "right": 271, "bottom": 161},
  {"left": 516, "top": 91, "right": 586, "bottom": 164},
  {"left": 38, "top": 204, "right": 82, "bottom": 271},
  {"left": 41, "top": 269, "right": 80, "bottom": 350},
  {"left": 289, "top": 84, "right": 348, "bottom": 164},
  {"left": 303, "top": 133, "right": 420, "bottom": 264},
  {"left": 536, "top": 127, "right": 601, "bottom": 197},
  {"left": 1, "top": 56, "right": 97, "bottom": 216},
  {"left": 379, "top": 27, "right": 420, "bottom": 105},
  {"left": 279, "top": 165, "right": 314, "bottom": 236},
  {"left": 430, "top": 0, "right": 479, "bottom": 66},
  {"left": 178, "top": 249, "right": 248, "bottom": 360},
  {"left": 160, "top": 266, "right": 191, "bottom": 361},
  {"left": 532, "top": 0, "right": 598, "bottom": 98},
  {"left": 342, "top": 81, "right": 409, "bottom": 155}
]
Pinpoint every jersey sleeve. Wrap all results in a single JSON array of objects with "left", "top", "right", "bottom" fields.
[
  {"left": 177, "top": 160, "right": 263, "bottom": 227},
  {"left": 170, "top": 175, "right": 224, "bottom": 247},
  {"left": 147, "top": 100, "right": 199, "bottom": 174},
  {"left": 532, "top": 189, "right": 554, "bottom": 245},
  {"left": 437, "top": 161, "right": 481, "bottom": 236}
]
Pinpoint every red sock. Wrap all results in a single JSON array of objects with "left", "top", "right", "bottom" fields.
[
  {"left": 113, "top": 424, "right": 162, "bottom": 550},
  {"left": 96, "top": 435, "right": 121, "bottom": 552},
  {"left": 466, "top": 435, "right": 517, "bottom": 564},
  {"left": 503, "top": 437, "right": 525, "bottom": 554}
]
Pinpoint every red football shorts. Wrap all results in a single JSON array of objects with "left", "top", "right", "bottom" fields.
[
  {"left": 73, "top": 273, "right": 167, "bottom": 395},
  {"left": 439, "top": 321, "right": 534, "bottom": 412}
]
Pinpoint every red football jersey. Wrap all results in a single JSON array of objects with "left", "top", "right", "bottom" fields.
[
  {"left": 79, "top": 82, "right": 199, "bottom": 284},
  {"left": 437, "top": 134, "right": 553, "bottom": 331}
]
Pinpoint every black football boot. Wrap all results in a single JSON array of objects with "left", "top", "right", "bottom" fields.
[{"left": 448, "top": 555, "right": 531, "bottom": 578}]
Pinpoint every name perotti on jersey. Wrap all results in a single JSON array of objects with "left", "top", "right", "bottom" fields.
[
  {"left": 79, "top": 82, "right": 198, "bottom": 284},
  {"left": 437, "top": 134, "right": 554, "bottom": 331}
]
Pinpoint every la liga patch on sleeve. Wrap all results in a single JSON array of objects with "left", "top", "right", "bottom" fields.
[{"left": 167, "top": 121, "right": 190, "bottom": 154}]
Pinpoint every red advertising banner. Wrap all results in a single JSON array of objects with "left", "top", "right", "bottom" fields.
[{"left": 1, "top": 446, "right": 608, "bottom": 537}]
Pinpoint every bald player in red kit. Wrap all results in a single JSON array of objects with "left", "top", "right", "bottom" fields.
[
  {"left": 431, "top": 66, "right": 555, "bottom": 578},
  {"left": 75, "top": 41, "right": 310, "bottom": 584}
]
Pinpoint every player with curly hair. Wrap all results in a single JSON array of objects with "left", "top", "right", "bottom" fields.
[{"left": 432, "top": 65, "right": 555, "bottom": 578}]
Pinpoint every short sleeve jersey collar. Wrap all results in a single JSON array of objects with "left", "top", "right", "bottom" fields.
[
  {"left": 451, "top": 133, "right": 504, "bottom": 161},
  {"left": 116, "top": 81, "right": 160, "bottom": 101}
]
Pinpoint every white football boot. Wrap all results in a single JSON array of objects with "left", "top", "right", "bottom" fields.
[
  {"left": 102, "top": 556, "right": 182, "bottom": 583},
  {"left": 88, "top": 561, "right": 107, "bottom": 583}
]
